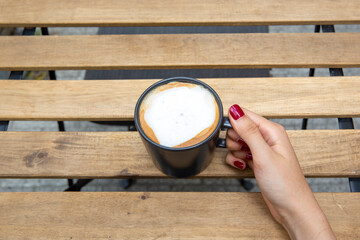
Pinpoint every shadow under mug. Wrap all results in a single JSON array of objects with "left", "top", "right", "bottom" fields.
[{"left": 134, "top": 77, "right": 232, "bottom": 178}]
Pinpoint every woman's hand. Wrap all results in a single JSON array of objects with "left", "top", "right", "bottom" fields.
[{"left": 226, "top": 104, "right": 335, "bottom": 240}]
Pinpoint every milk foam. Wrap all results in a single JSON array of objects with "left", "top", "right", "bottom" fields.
[{"left": 144, "top": 84, "right": 217, "bottom": 147}]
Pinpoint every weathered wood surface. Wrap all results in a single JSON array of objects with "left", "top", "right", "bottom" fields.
[
  {"left": 1, "top": 77, "right": 360, "bottom": 120},
  {"left": 0, "top": 130, "right": 359, "bottom": 178},
  {"left": 1, "top": 33, "right": 360, "bottom": 70}
]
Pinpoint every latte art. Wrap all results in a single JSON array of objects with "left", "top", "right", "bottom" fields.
[{"left": 139, "top": 82, "right": 220, "bottom": 148}]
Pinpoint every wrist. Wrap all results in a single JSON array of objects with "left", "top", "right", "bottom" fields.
[{"left": 281, "top": 204, "right": 335, "bottom": 240}]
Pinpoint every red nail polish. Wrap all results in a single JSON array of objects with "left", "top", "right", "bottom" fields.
[
  {"left": 246, "top": 153, "right": 252, "bottom": 160},
  {"left": 241, "top": 146, "right": 250, "bottom": 151},
  {"left": 237, "top": 138, "right": 248, "bottom": 147},
  {"left": 229, "top": 104, "right": 245, "bottom": 120},
  {"left": 234, "top": 161, "right": 245, "bottom": 170}
]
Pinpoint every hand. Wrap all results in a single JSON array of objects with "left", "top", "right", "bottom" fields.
[{"left": 226, "top": 104, "right": 335, "bottom": 240}]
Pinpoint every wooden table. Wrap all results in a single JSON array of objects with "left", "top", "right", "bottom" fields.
[{"left": 0, "top": 0, "right": 360, "bottom": 239}]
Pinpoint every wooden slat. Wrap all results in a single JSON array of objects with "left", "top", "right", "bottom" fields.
[
  {"left": 0, "top": 192, "right": 359, "bottom": 239},
  {"left": 0, "top": 130, "right": 359, "bottom": 178},
  {"left": 1, "top": 33, "right": 360, "bottom": 70},
  {"left": 1, "top": 77, "right": 360, "bottom": 120},
  {"left": 1, "top": 0, "right": 360, "bottom": 27}
]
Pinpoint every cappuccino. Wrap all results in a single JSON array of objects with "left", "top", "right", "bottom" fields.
[{"left": 139, "top": 82, "right": 220, "bottom": 148}]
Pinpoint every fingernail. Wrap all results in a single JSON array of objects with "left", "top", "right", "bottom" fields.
[
  {"left": 234, "top": 161, "right": 245, "bottom": 170},
  {"left": 229, "top": 104, "right": 245, "bottom": 120},
  {"left": 237, "top": 138, "right": 248, "bottom": 147},
  {"left": 246, "top": 153, "right": 252, "bottom": 160},
  {"left": 241, "top": 146, "right": 250, "bottom": 151}
]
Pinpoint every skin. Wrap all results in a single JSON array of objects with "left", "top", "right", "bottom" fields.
[{"left": 226, "top": 106, "right": 336, "bottom": 240}]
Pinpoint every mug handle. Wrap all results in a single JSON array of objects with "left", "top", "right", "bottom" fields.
[{"left": 216, "top": 117, "right": 232, "bottom": 148}]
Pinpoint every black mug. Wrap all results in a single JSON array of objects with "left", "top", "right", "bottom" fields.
[{"left": 134, "top": 77, "right": 231, "bottom": 178}]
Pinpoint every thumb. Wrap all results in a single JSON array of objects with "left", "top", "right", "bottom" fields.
[{"left": 229, "top": 104, "right": 271, "bottom": 155}]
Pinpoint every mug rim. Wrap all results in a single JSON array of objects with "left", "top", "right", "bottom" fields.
[{"left": 134, "top": 77, "right": 224, "bottom": 152}]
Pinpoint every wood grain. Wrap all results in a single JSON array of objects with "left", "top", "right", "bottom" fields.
[
  {"left": 1, "top": 77, "right": 360, "bottom": 120},
  {"left": 1, "top": 33, "right": 360, "bottom": 70},
  {"left": 0, "top": 130, "right": 359, "bottom": 178},
  {"left": 0, "top": 0, "right": 359, "bottom": 27},
  {"left": 0, "top": 192, "right": 359, "bottom": 239}
]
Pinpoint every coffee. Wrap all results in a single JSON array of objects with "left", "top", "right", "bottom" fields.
[{"left": 139, "top": 81, "right": 220, "bottom": 148}]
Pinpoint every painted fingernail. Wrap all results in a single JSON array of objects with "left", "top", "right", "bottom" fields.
[
  {"left": 229, "top": 104, "right": 245, "bottom": 120},
  {"left": 237, "top": 138, "right": 248, "bottom": 147},
  {"left": 241, "top": 146, "right": 250, "bottom": 151},
  {"left": 234, "top": 161, "right": 245, "bottom": 170},
  {"left": 246, "top": 153, "right": 252, "bottom": 160}
]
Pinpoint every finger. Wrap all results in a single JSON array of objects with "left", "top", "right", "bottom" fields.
[
  {"left": 246, "top": 159, "right": 254, "bottom": 169},
  {"left": 227, "top": 128, "right": 240, "bottom": 141},
  {"left": 227, "top": 129, "right": 249, "bottom": 147},
  {"left": 232, "top": 150, "right": 252, "bottom": 161},
  {"left": 226, "top": 138, "right": 250, "bottom": 151},
  {"left": 226, "top": 152, "right": 254, "bottom": 169},
  {"left": 226, "top": 152, "right": 246, "bottom": 170},
  {"left": 229, "top": 104, "right": 271, "bottom": 156}
]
